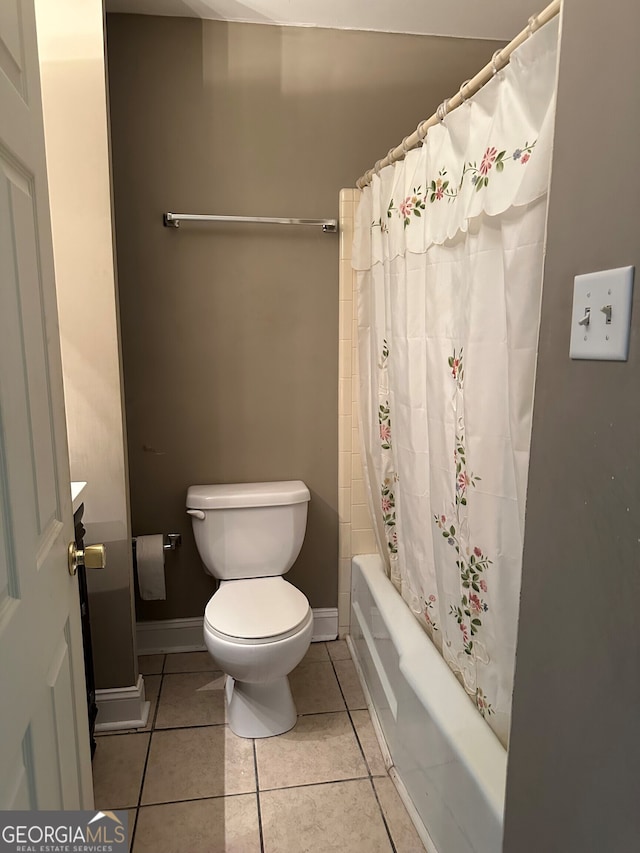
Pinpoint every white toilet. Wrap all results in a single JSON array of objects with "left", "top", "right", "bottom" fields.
[{"left": 186, "top": 480, "right": 313, "bottom": 738}]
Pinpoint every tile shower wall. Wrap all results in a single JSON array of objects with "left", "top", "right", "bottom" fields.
[{"left": 338, "top": 189, "right": 377, "bottom": 637}]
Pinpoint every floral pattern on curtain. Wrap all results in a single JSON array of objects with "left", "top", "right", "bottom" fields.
[{"left": 352, "top": 19, "right": 558, "bottom": 746}]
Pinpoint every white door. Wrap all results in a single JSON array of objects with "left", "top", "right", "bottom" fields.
[{"left": 0, "top": 0, "right": 94, "bottom": 809}]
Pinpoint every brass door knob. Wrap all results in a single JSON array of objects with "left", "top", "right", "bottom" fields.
[{"left": 68, "top": 542, "right": 107, "bottom": 576}]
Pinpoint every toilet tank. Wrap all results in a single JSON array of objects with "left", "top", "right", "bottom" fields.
[{"left": 186, "top": 481, "right": 310, "bottom": 580}]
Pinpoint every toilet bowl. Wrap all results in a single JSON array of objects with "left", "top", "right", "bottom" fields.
[{"left": 186, "top": 481, "right": 312, "bottom": 738}]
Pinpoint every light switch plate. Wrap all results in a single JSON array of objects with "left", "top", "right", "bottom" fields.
[{"left": 569, "top": 266, "right": 634, "bottom": 360}]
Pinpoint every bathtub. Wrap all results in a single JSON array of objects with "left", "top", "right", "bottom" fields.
[{"left": 349, "top": 554, "right": 507, "bottom": 853}]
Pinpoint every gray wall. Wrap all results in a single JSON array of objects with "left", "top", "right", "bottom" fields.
[
  {"left": 106, "top": 15, "right": 501, "bottom": 620},
  {"left": 504, "top": 1, "right": 640, "bottom": 849}
]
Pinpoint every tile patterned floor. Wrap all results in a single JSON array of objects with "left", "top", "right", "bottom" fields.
[{"left": 93, "top": 642, "right": 426, "bottom": 852}]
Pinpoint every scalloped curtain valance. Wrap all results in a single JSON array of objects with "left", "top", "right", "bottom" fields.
[{"left": 353, "top": 17, "right": 558, "bottom": 269}]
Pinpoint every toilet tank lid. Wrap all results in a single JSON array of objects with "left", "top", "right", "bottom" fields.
[{"left": 186, "top": 480, "right": 310, "bottom": 509}]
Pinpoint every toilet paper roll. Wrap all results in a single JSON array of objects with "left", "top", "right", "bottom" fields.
[{"left": 136, "top": 534, "right": 166, "bottom": 600}]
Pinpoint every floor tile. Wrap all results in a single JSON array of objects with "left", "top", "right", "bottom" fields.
[
  {"left": 373, "top": 776, "right": 426, "bottom": 852},
  {"left": 351, "top": 710, "right": 387, "bottom": 776},
  {"left": 289, "top": 661, "right": 346, "bottom": 714},
  {"left": 255, "top": 711, "right": 367, "bottom": 790},
  {"left": 334, "top": 658, "right": 367, "bottom": 710},
  {"left": 93, "top": 733, "right": 150, "bottom": 809},
  {"left": 327, "top": 639, "right": 351, "bottom": 661},
  {"left": 260, "top": 779, "right": 393, "bottom": 852},
  {"left": 138, "top": 654, "right": 164, "bottom": 675},
  {"left": 133, "top": 794, "right": 261, "bottom": 853},
  {"left": 302, "top": 642, "right": 329, "bottom": 662},
  {"left": 155, "top": 671, "right": 226, "bottom": 728},
  {"left": 141, "top": 726, "right": 255, "bottom": 804},
  {"left": 163, "top": 651, "right": 217, "bottom": 673}
]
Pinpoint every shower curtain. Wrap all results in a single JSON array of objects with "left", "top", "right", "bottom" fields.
[{"left": 353, "top": 19, "right": 558, "bottom": 746}]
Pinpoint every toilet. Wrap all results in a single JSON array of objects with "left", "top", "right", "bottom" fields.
[{"left": 186, "top": 480, "right": 312, "bottom": 738}]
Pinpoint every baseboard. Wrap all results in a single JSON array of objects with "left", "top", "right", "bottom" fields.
[
  {"left": 310, "top": 607, "right": 339, "bottom": 642},
  {"left": 136, "top": 607, "right": 339, "bottom": 655},
  {"left": 137, "top": 617, "right": 206, "bottom": 656},
  {"left": 94, "top": 675, "right": 150, "bottom": 733}
]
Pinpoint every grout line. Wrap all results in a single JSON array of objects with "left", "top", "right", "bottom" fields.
[
  {"left": 127, "top": 808, "right": 138, "bottom": 853},
  {"left": 131, "top": 778, "right": 392, "bottom": 817},
  {"left": 328, "top": 649, "right": 361, "bottom": 715},
  {"left": 152, "top": 710, "right": 359, "bottom": 733},
  {"left": 259, "top": 774, "right": 372, "bottom": 795},
  {"left": 329, "top": 651, "right": 374, "bottom": 779},
  {"left": 149, "top": 721, "right": 228, "bottom": 733},
  {"left": 148, "top": 670, "right": 165, "bottom": 731},
  {"left": 93, "top": 660, "right": 168, "bottom": 849},
  {"left": 252, "top": 741, "right": 265, "bottom": 853},
  {"left": 137, "top": 790, "right": 260, "bottom": 810},
  {"left": 129, "top": 665, "right": 165, "bottom": 849},
  {"left": 296, "top": 707, "right": 347, "bottom": 718},
  {"left": 369, "top": 776, "right": 398, "bottom": 853},
  {"left": 144, "top": 708, "right": 353, "bottom": 736},
  {"left": 340, "top": 645, "right": 412, "bottom": 851},
  {"left": 346, "top": 706, "right": 373, "bottom": 776}
]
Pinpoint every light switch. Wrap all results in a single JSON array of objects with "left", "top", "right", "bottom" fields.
[{"left": 569, "top": 266, "right": 634, "bottom": 360}]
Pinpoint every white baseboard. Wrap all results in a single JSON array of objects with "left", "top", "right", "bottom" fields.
[
  {"left": 136, "top": 608, "right": 339, "bottom": 656},
  {"left": 95, "top": 675, "right": 150, "bottom": 732},
  {"left": 310, "top": 607, "right": 339, "bottom": 641},
  {"left": 137, "top": 617, "right": 206, "bottom": 655}
]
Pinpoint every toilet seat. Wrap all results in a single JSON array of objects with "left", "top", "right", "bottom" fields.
[{"left": 204, "top": 577, "right": 311, "bottom": 645}]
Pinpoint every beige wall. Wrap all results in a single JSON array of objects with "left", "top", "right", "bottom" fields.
[
  {"left": 106, "top": 14, "right": 501, "bottom": 620},
  {"left": 35, "top": 0, "right": 137, "bottom": 689},
  {"left": 337, "top": 188, "right": 377, "bottom": 636},
  {"left": 504, "top": 0, "right": 640, "bottom": 848}
]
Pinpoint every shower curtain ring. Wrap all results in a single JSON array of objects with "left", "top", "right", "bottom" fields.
[
  {"left": 491, "top": 49, "right": 503, "bottom": 76},
  {"left": 401, "top": 136, "right": 412, "bottom": 155},
  {"left": 527, "top": 15, "right": 537, "bottom": 37},
  {"left": 437, "top": 99, "right": 449, "bottom": 123},
  {"left": 416, "top": 120, "right": 427, "bottom": 145},
  {"left": 374, "top": 159, "right": 383, "bottom": 176},
  {"left": 387, "top": 146, "right": 397, "bottom": 164},
  {"left": 459, "top": 79, "right": 471, "bottom": 103}
]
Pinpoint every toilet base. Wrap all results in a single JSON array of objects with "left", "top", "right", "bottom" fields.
[{"left": 226, "top": 675, "right": 297, "bottom": 738}]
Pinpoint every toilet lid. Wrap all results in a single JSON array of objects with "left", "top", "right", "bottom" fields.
[{"left": 204, "top": 577, "right": 310, "bottom": 640}]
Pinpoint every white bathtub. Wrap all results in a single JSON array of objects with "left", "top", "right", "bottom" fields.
[{"left": 349, "top": 554, "right": 506, "bottom": 853}]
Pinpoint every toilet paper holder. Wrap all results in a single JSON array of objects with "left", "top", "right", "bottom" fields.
[{"left": 132, "top": 533, "right": 181, "bottom": 553}]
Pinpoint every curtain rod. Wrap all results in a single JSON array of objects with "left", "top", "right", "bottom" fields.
[
  {"left": 355, "top": 0, "right": 561, "bottom": 189},
  {"left": 163, "top": 212, "right": 338, "bottom": 233}
]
